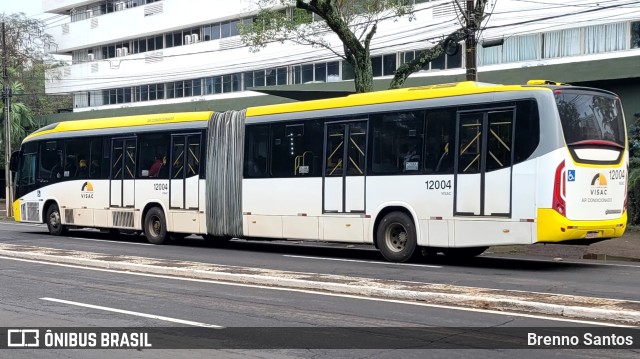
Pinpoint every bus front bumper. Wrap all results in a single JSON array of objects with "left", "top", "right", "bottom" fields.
[
  {"left": 536, "top": 208, "right": 626, "bottom": 243},
  {"left": 12, "top": 200, "right": 20, "bottom": 222}
]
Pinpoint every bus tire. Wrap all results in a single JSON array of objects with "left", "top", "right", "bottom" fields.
[
  {"left": 144, "top": 207, "right": 169, "bottom": 245},
  {"left": 45, "top": 203, "right": 68, "bottom": 236},
  {"left": 442, "top": 247, "right": 488, "bottom": 259},
  {"left": 376, "top": 211, "right": 418, "bottom": 263}
]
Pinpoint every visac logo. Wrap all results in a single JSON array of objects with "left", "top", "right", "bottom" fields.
[
  {"left": 590, "top": 173, "right": 608, "bottom": 196},
  {"left": 81, "top": 182, "right": 94, "bottom": 199}
]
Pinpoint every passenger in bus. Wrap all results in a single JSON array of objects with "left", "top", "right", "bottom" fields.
[
  {"left": 76, "top": 157, "right": 89, "bottom": 178},
  {"left": 50, "top": 159, "right": 63, "bottom": 180},
  {"left": 149, "top": 154, "right": 165, "bottom": 178}
]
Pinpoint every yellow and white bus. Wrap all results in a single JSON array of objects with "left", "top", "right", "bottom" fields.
[{"left": 10, "top": 81, "right": 628, "bottom": 262}]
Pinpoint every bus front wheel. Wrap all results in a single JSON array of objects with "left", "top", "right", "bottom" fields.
[
  {"left": 46, "top": 203, "right": 68, "bottom": 236},
  {"left": 144, "top": 207, "right": 169, "bottom": 245},
  {"left": 376, "top": 211, "right": 418, "bottom": 263}
]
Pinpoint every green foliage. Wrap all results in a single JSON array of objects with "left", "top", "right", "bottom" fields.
[
  {"left": 240, "top": 0, "right": 488, "bottom": 93},
  {"left": 1, "top": 13, "right": 69, "bottom": 168},
  {"left": 239, "top": 0, "right": 419, "bottom": 93},
  {"left": 628, "top": 113, "right": 640, "bottom": 224}
]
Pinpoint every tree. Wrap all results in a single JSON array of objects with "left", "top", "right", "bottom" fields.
[
  {"left": 1, "top": 13, "right": 69, "bottom": 163},
  {"left": 240, "top": 0, "right": 488, "bottom": 93},
  {"left": 627, "top": 112, "right": 640, "bottom": 225}
]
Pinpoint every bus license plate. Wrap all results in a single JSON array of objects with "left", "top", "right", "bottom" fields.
[{"left": 586, "top": 231, "right": 599, "bottom": 239}]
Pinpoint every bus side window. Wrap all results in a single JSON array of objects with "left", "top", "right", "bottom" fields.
[
  {"left": 138, "top": 133, "right": 169, "bottom": 179},
  {"left": 38, "top": 140, "right": 63, "bottom": 181},
  {"left": 64, "top": 138, "right": 91, "bottom": 179},
  {"left": 89, "top": 138, "right": 104, "bottom": 179},
  {"left": 244, "top": 125, "right": 269, "bottom": 178},
  {"left": 425, "top": 109, "right": 455, "bottom": 175},
  {"left": 370, "top": 111, "right": 424, "bottom": 175},
  {"left": 270, "top": 120, "right": 323, "bottom": 178},
  {"left": 514, "top": 100, "right": 540, "bottom": 164}
]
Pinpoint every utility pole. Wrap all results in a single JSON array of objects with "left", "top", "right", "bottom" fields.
[
  {"left": 2, "top": 21, "right": 13, "bottom": 217},
  {"left": 465, "top": 0, "right": 478, "bottom": 81}
]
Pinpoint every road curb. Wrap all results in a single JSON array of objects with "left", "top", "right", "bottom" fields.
[{"left": 1, "top": 244, "right": 639, "bottom": 325}]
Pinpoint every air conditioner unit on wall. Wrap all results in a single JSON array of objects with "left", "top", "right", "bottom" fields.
[
  {"left": 116, "top": 48, "right": 123, "bottom": 57},
  {"left": 115, "top": 2, "right": 127, "bottom": 11},
  {"left": 88, "top": 53, "right": 95, "bottom": 61},
  {"left": 121, "top": 47, "right": 128, "bottom": 56},
  {"left": 191, "top": 34, "right": 199, "bottom": 43},
  {"left": 86, "top": 9, "right": 94, "bottom": 18},
  {"left": 184, "top": 35, "right": 193, "bottom": 45}
]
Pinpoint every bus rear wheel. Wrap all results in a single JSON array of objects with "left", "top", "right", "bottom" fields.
[
  {"left": 376, "top": 211, "right": 418, "bottom": 263},
  {"left": 144, "top": 207, "right": 169, "bottom": 245},
  {"left": 46, "top": 203, "right": 68, "bottom": 236}
]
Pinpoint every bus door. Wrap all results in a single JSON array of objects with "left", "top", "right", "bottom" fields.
[
  {"left": 110, "top": 137, "right": 137, "bottom": 207},
  {"left": 454, "top": 109, "right": 515, "bottom": 217},
  {"left": 170, "top": 133, "right": 202, "bottom": 210},
  {"left": 323, "top": 120, "right": 367, "bottom": 213}
]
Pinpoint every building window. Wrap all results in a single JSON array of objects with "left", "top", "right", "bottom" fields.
[
  {"left": 480, "top": 34, "right": 539, "bottom": 65},
  {"left": 543, "top": 28, "right": 582, "bottom": 58},
  {"left": 632, "top": 21, "right": 640, "bottom": 49},
  {"left": 402, "top": 50, "right": 462, "bottom": 70},
  {"left": 584, "top": 23, "right": 626, "bottom": 54}
]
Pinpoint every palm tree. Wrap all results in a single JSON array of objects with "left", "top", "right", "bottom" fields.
[{"left": 1, "top": 80, "right": 37, "bottom": 160}]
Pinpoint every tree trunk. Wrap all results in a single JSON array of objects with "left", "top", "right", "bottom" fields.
[{"left": 352, "top": 55, "right": 374, "bottom": 93}]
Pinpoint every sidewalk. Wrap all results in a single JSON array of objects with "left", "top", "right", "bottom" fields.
[{"left": 487, "top": 228, "right": 640, "bottom": 262}]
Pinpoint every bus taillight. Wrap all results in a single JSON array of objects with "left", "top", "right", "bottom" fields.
[{"left": 553, "top": 161, "right": 566, "bottom": 216}]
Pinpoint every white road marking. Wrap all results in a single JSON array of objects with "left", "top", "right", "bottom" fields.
[
  {"left": 69, "top": 237, "right": 153, "bottom": 246},
  {"left": 0, "top": 222, "right": 46, "bottom": 227},
  {"left": 40, "top": 297, "right": 223, "bottom": 328},
  {"left": 284, "top": 255, "right": 443, "bottom": 268},
  {"left": 0, "top": 255, "right": 630, "bottom": 327}
]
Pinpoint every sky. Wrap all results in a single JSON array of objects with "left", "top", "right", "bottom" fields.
[{"left": 1, "top": 0, "right": 46, "bottom": 18}]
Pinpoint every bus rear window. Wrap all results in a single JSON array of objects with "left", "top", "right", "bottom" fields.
[{"left": 554, "top": 91, "right": 625, "bottom": 147}]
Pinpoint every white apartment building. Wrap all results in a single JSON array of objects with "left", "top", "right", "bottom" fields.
[{"left": 42, "top": 0, "right": 640, "bottom": 117}]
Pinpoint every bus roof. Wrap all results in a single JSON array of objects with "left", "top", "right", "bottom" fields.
[
  {"left": 24, "top": 111, "right": 213, "bottom": 142},
  {"left": 245, "top": 81, "right": 552, "bottom": 118},
  {"left": 23, "top": 81, "right": 566, "bottom": 143}
]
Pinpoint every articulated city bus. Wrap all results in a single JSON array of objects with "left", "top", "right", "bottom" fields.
[{"left": 10, "top": 81, "right": 628, "bottom": 262}]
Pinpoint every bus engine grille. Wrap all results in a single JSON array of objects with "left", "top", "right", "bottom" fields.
[
  {"left": 21, "top": 202, "right": 40, "bottom": 222},
  {"left": 112, "top": 211, "right": 134, "bottom": 228}
]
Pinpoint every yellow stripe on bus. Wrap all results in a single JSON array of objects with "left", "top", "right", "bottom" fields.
[
  {"left": 24, "top": 112, "right": 213, "bottom": 141},
  {"left": 246, "top": 82, "right": 550, "bottom": 118}
]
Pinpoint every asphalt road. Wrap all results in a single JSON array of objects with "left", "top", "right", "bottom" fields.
[
  {"left": 1, "top": 221, "right": 639, "bottom": 302},
  {"left": 0, "top": 256, "right": 637, "bottom": 359}
]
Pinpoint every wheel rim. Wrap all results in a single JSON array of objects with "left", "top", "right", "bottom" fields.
[
  {"left": 49, "top": 210, "right": 61, "bottom": 229},
  {"left": 148, "top": 215, "right": 162, "bottom": 237},
  {"left": 384, "top": 222, "right": 408, "bottom": 253}
]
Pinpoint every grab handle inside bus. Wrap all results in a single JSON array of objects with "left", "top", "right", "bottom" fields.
[{"left": 9, "top": 150, "right": 21, "bottom": 172}]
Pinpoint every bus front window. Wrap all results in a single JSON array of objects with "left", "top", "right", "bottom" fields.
[{"left": 18, "top": 153, "right": 37, "bottom": 186}]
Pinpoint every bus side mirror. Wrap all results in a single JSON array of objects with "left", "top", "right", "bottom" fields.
[{"left": 9, "top": 151, "right": 21, "bottom": 172}]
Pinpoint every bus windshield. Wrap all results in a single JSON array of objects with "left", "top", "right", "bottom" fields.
[{"left": 554, "top": 91, "right": 626, "bottom": 148}]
